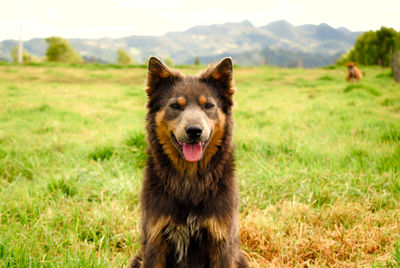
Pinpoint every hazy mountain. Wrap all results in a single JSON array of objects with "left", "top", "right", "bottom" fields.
[{"left": 0, "top": 20, "right": 362, "bottom": 67}]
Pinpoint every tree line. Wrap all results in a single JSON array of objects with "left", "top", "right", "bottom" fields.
[
  {"left": 12, "top": 28, "right": 400, "bottom": 68},
  {"left": 338, "top": 27, "right": 400, "bottom": 67},
  {"left": 11, "top": 36, "right": 183, "bottom": 66}
]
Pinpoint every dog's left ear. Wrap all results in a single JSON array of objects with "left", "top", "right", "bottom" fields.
[
  {"left": 200, "top": 57, "right": 235, "bottom": 96},
  {"left": 146, "top": 56, "right": 181, "bottom": 96}
]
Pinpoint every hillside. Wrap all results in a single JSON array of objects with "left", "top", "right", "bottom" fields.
[{"left": 0, "top": 20, "right": 361, "bottom": 67}]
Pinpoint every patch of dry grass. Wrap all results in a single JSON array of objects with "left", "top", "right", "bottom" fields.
[{"left": 240, "top": 200, "right": 400, "bottom": 267}]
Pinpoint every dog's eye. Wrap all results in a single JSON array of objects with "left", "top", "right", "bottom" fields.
[
  {"left": 205, "top": 103, "right": 215, "bottom": 109},
  {"left": 169, "top": 103, "right": 180, "bottom": 110}
]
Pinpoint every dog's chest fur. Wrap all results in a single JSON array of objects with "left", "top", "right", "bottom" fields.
[{"left": 164, "top": 214, "right": 202, "bottom": 262}]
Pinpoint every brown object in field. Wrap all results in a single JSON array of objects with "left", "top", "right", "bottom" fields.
[
  {"left": 346, "top": 62, "right": 362, "bottom": 82},
  {"left": 392, "top": 51, "right": 400, "bottom": 82}
]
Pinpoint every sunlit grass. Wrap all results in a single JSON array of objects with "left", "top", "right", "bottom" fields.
[{"left": 0, "top": 63, "right": 399, "bottom": 267}]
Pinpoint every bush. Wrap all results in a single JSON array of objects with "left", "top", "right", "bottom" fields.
[
  {"left": 338, "top": 27, "right": 400, "bottom": 66},
  {"left": 45, "top": 36, "right": 83, "bottom": 63},
  {"left": 117, "top": 49, "right": 134, "bottom": 65}
]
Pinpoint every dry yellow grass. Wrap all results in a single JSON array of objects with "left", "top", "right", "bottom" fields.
[{"left": 240, "top": 200, "right": 400, "bottom": 267}]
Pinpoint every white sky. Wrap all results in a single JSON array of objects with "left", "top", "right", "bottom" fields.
[{"left": 1, "top": 0, "right": 399, "bottom": 41}]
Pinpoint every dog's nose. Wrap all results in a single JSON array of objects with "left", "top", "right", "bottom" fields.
[{"left": 185, "top": 126, "right": 202, "bottom": 140}]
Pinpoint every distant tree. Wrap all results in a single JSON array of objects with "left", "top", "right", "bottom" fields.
[
  {"left": 338, "top": 27, "right": 400, "bottom": 66},
  {"left": 164, "top": 55, "right": 174, "bottom": 67},
  {"left": 117, "top": 49, "right": 134, "bottom": 65},
  {"left": 11, "top": 46, "right": 32, "bottom": 63},
  {"left": 194, "top": 56, "right": 200, "bottom": 65},
  {"left": 376, "top": 27, "right": 400, "bottom": 66},
  {"left": 45, "top": 36, "right": 83, "bottom": 63}
]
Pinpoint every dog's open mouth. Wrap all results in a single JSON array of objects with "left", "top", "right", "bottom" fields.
[{"left": 171, "top": 132, "right": 209, "bottom": 162}]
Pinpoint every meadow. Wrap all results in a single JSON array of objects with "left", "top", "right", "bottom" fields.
[{"left": 0, "top": 62, "right": 399, "bottom": 267}]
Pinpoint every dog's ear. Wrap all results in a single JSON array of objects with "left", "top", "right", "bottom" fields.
[
  {"left": 200, "top": 57, "right": 235, "bottom": 96},
  {"left": 146, "top": 56, "right": 180, "bottom": 96},
  {"left": 199, "top": 58, "right": 235, "bottom": 113}
]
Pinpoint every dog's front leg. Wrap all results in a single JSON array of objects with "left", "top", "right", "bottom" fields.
[
  {"left": 209, "top": 241, "right": 234, "bottom": 268},
  {"left": 141, "top": 215, "right": 171, "bottom": 268},
  {"left": 142, "top": 242, "right": 168, "bottom": 268}
]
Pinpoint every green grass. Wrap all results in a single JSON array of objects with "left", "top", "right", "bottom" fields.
[{"left": 0, "top": 63, "right": 399, "bottom": 267}]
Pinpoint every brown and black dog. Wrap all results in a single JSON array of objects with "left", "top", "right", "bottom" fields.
[
  {"left": 346, "top": 62, "right": 362, "bottom": 82},
  {"left": 130, "top": 57, "right": 248, "bottom": 268}
]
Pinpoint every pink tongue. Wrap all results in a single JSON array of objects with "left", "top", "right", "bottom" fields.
[{"left": 183, "top": 143, "right": 203, "bottom": 162}]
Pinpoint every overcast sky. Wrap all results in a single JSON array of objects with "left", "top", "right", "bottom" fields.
[{"left": 1, "top": 0, "right": 399, "bottom": 41}]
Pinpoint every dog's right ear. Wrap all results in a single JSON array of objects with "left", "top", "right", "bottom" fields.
[{"left": 146, "top": 56, "right": 180, "bottom": 96}]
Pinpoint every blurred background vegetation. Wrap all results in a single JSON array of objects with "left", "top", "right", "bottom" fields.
[{"left": 338, "top": 27, "right": 400, "bottom": 66}]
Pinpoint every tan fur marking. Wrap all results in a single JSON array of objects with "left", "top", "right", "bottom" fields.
[
  {"left": 147, "top": 216, "right": 171, "bottom": 246},
  {"left": 156, "top": 244, "right": 167, "bottom": 268},
  {"left": 155, "top": 110, "right": 198, "bottom": 174},
  {"left": 177, "top": 97, "right": 186, "bottom": 107},
  {"left": 146, "top": 57, "right": 184, "bottom": 96},
  {"left": 199, "top": 95, "right": 207, "bottom": 105},
  {"left": 152, "top": 242, "right": 168, "bottom": 268},
  {"left": 209, "top": 70, "right": 235, "bottom": 95},
  {"left": 205, "top": 215, "right": 231, "bottom": 268},
  {"left": 203, "top": 216, "right": 229, "bottom": 241},
  {"left": 200, "top": 109, "right": 226, "bottom": 170},
  {"left": 145, "top": 215, "right": 170, "bottom": 267},
  {"left": 198, "top": 58, "right": 236, "bottom": 96},
  {"left": 155, "top": 109, "right": 166, "bottom": 127},
  {"left": 158, "top": 68, "right": 170, "bottom": 78},
  {"left": 211, "top": 71, "right": 223, "bottom": 80},
  {"left": 145, "top": 69, "right": 171, "bottom": 95}
]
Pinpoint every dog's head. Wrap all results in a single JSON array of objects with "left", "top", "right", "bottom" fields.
[
  {"left": 146, "top": 57, "right": 234, "bottom": 167},
  {"left": 346, "top": 62, "right": 356, "bottom": 71}
]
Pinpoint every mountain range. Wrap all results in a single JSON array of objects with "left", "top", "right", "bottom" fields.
[{"left": 0, "top": 20, "right": 362, "bottom": 67}]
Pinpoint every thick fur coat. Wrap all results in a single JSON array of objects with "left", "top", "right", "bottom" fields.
[{"left": 130, "top": 57, "right": 248, "bottom": 268}]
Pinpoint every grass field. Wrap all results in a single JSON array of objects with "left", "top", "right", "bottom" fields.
[{"left": 0, "top": 62, "right": 399, "bottom": 267}]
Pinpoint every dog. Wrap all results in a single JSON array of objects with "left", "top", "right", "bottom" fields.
[
  {"left": 346, "top": 62, "right": 362, "bottom": 82},
  {"left": 130, "top": 57, "right": 248, "bottom": 268}
]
